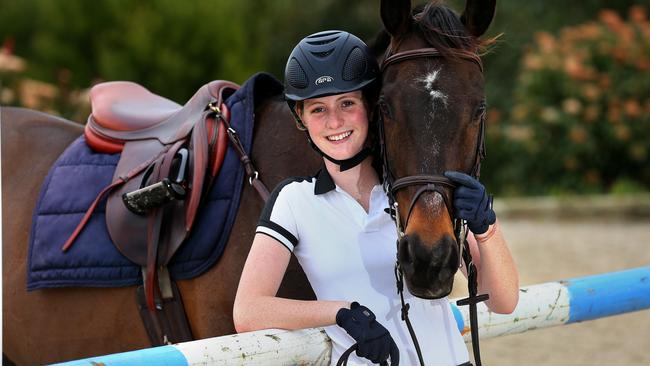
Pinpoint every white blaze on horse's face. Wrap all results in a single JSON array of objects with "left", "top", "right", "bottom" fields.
[
  {"left": 414, "top": 69, "right": 446, "bottom": 170},
  {"left": 419, "top": 68, "right": 448, "bottom": 110}
]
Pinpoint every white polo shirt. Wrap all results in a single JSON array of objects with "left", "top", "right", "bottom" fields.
[{"left": 256, "top": 168, "right": 469, "bottom": 366}]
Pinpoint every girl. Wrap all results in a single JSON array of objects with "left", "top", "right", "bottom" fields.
[{"left": 234, "top": 30, "right": 518, "bottom": 366}]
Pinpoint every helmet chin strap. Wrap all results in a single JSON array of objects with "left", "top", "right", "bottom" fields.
[
  {"left": 306, "top": 134, "right": 371, "bottom": 172},
  {"left": 290, "top": 107, "right": 371, "bottom": 172}
]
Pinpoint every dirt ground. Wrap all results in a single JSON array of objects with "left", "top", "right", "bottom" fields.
[{"left": 451, "top": 214, "right": 650, "bottom": 365}]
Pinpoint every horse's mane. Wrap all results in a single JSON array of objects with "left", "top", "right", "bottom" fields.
[{"left": 369, "top": 1, "right": 497, "bottom": 60}]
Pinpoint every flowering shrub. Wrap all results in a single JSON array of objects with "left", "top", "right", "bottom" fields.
[
  {"left": 0, "top": 48, "right": 90, "bottom": 121},
  {"left": 505, "top": 6, "right": 650, "bottom": 194}
]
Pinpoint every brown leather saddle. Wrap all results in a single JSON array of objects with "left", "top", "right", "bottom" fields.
[
  {"left": 87, "top": 80, "right": 237, "bottom": 270},
  {"left": 62, "top": 80, "right": 240, "bottom": 344}
]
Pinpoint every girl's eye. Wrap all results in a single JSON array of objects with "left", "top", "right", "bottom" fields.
[
  {"left": 342, "top": 100, "right": 355, "bottom": 108},
  {"left": 310, "top": 106, "right": 325, "bottom": 114}
]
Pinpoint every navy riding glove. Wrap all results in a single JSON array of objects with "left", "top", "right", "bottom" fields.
[
  {"left": 444, "top": 171, "right": 496, "bottom": 235},
  {"left": 336, "top": 302, "right": 400, "bottom": 365}
]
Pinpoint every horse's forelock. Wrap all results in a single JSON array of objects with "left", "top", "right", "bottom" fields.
[{"left": 414, "top": 1, "right": 492, "bottom": 59}]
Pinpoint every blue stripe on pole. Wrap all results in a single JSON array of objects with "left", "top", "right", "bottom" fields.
[
  {"left": 566, "top": 266, "right": 650, "bottom": 324},
  {"left": 450, "top": 303, "right": 465, "bottom": 333},
  {"left": 51, "top": 345, "right": 188, "bottom": 366}
]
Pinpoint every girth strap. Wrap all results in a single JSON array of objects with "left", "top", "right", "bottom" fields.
[
  {"left": 145, "top": 159, "right": 165, "bottom": 310},
  {"left": 137, "top": 268, "right": 193, "bottom": 346}
]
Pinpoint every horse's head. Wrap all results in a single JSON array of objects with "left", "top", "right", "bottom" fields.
[{"left": 377, "top": 0, "right": 495, "bottom": 299}]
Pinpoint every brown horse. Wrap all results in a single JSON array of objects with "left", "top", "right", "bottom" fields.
[
  {"left": 377, "top": 0, "right": 495, "bottom": 299},
  {"left": 3, "top": 0, "right": 495, "bottom": 363},
  {"left": 1, "top": 95, "right": 320, "bottom": 364}
]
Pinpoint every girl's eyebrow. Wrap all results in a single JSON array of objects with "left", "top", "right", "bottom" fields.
[
  {"left": 304, "top": 100, "right": 324, "bottom": 109},
  {"left": 335, "top": 93, "right": 363, "bottom": 103}
]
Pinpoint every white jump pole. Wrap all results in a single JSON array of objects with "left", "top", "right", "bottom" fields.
[
  {"left": 449, "top": 265, "right": 650, "bottom": 341},
  {"left": 52, "top": 266, "right": 650, "bottom": 366}
]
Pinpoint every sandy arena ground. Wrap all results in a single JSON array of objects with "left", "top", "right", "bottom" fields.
[{"left": 451, "top": 215, "right": 650, "bottom": 365}]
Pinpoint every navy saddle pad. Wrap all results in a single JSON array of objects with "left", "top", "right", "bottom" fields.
[{"left": 27, "top": 72, "right": 282, "bottom": 289}]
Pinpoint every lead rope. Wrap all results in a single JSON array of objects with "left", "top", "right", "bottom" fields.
[
  {"left": 456, "top": 227, "right": 489, "bottom": 366},
  {"left": 394, "top": 261, "right": 426, "bottom": 366}
]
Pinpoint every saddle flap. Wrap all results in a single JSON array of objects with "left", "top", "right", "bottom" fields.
[{"left": 105, "top": 140, "right": 189, "bottom": 266}]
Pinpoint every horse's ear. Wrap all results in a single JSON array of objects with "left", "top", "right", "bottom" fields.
[
  {"left": 381, "top": 0, "right": 412, "bottom": 37},
  {"left": 460, "top": 0, "right": 496, "bottom": 37}
]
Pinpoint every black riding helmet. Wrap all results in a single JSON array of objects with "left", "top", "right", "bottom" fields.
[
  {"left": 284, "top": 30, "right": 379, "bottom": 171},
  {"left": 285, "top": 30, "right": 379, "bottom": 101}
]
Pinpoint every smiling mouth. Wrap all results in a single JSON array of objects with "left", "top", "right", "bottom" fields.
[{"left": 327, "top": 130, "right": 352, "bottom": 141}]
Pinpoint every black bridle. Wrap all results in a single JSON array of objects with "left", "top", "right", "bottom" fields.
[{"left": 378, "top": 45, "right": 489, "bottom": 366}]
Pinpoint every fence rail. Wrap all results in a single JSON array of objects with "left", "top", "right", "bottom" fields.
[{"left": 53, "top": 266, "right": 650, "bottom": 366}]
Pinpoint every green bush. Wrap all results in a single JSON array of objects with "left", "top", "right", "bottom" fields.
[{"left": 499, "top": 6, "right": 650, "bottom": 195}]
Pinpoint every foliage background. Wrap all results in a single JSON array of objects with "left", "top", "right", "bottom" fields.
[{"left": 0, "top": 0, "right": 647, "bottom": 196}]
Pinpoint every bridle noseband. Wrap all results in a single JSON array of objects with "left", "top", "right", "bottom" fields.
[{"left": 378, "top": 44, "right": 489, "bottom": 366}]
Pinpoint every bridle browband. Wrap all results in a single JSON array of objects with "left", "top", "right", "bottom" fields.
[
  {"left": 378, "top": 44, "right": 489, "bottom": 366},
  {"left": 382, "top": 47, "right": 484, "bottom": 73}
]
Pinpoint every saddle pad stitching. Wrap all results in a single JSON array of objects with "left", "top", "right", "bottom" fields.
[
  {"left": 30, "top": 263, "right": 140, "bottom": 270},
  {"left": 36, "top": 211, "right": 107, "bottom": 216},
  {"left": 28, "top": 279, "right": 140, "bottom": 291},
  {"left": 55, "top": 162, "right": 120, "bottom": 167}
]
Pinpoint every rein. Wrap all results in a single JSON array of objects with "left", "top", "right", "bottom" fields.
[{"left": 378, "top": 44, "right": 489, "bottom": 366}]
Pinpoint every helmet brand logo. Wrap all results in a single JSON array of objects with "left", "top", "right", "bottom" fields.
[{"left": 315, "top": 76, "right": 334, "bottom": 85}]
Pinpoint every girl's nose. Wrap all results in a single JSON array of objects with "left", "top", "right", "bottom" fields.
[{"left": 326, "top": 110, "right": 345, "bottom": 129}]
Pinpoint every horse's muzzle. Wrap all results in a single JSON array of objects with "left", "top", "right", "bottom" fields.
[{"left": 398, "top": 233, "right": 459, "bottom": 299}]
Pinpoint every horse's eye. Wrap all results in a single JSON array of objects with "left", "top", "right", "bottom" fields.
[
  {"left": 474, "top": 101, "right": 487, "bottom": 121},
  {"left": 378, "top": 97, "right": 392, "bottom": 118}
]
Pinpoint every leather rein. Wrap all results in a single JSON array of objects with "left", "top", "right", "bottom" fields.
[{"left": 378, "top": 45, "right": 489, "bottom": 366}]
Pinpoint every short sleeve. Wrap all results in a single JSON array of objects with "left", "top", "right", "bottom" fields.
[{"left": 256, "top": 179, "right": 300, "bottom": 252}]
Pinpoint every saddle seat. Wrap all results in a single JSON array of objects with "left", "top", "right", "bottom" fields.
[
  {"left": 91, "top": 81, "right": 181, "bottom": 130},
  {"left": 85, "top": 80, "right": 236, "bottom": 154}
]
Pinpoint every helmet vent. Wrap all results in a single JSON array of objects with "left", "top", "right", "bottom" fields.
[
  {"left": 342, "top": 47, "right": 367, "bottom": 81},
  {"left": 311, "top": 49, "right": 334, "bottom": 58},
  {"left": 287, "top": 58, "right": 308, "bottom": 89},
  {"left": 306, "top": 31, "right": 341, "bottom": 44},
  {"left": 306, "top": 39, "right": 337, "bottom": 45}
]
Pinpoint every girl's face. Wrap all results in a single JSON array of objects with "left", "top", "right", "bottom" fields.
[{"left": 300, "top": 90, "right": 369, "bottom": 161}]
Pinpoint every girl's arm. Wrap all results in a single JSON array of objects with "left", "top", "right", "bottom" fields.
[
  {"left": 465, "top": 220, "right": 519, "bottom": 314},
  {"left": 233, "top": 233, "right": 349, "bottom": 333}
]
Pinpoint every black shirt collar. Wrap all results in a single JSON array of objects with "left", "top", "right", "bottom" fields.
[{"left": 314, "top": 166, "right": 336, "bottom": 195}]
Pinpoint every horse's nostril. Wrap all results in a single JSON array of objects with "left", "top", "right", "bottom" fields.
[{"left": 398, "top": 236, "right": 412, "bottom": 264}]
